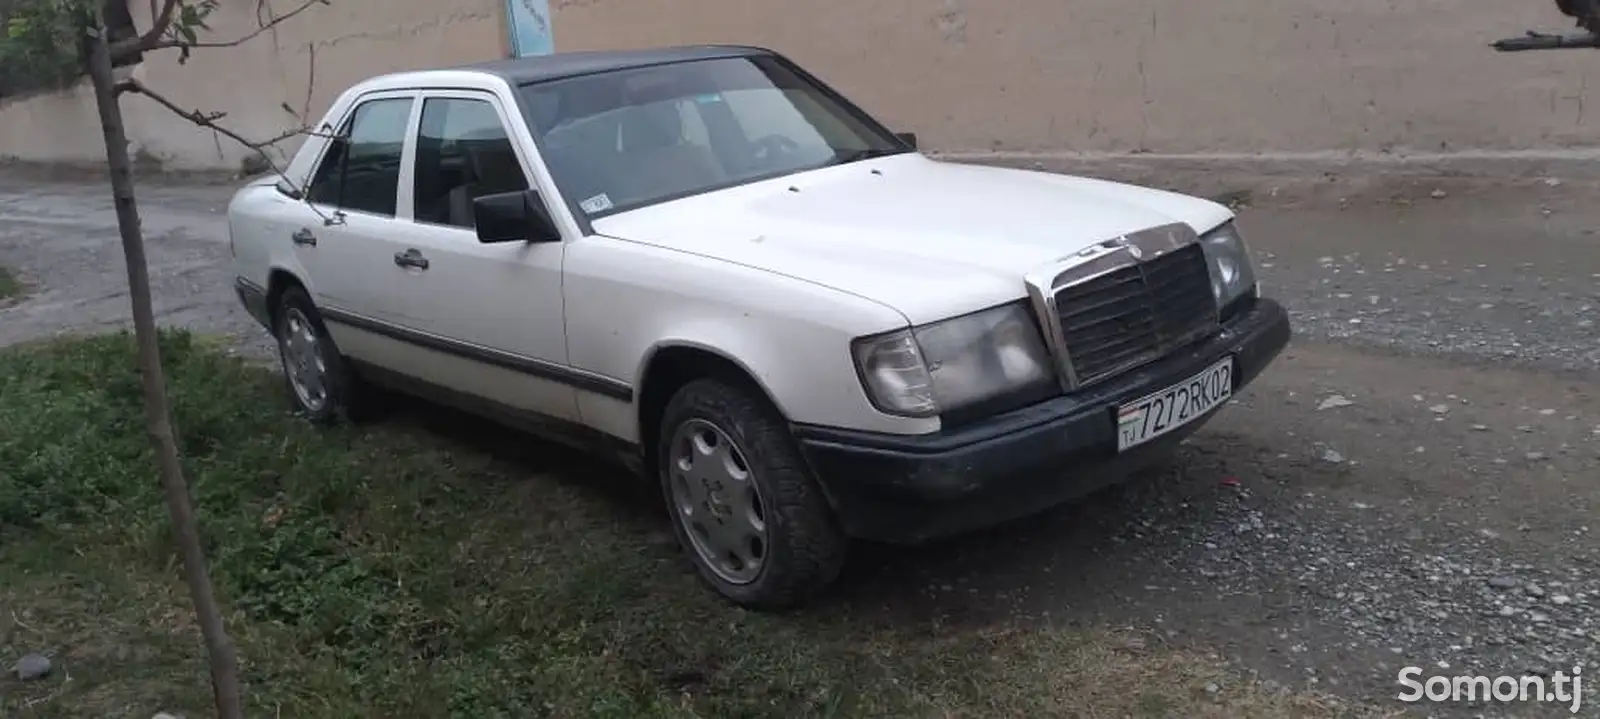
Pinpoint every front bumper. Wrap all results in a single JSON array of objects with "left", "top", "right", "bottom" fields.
[{"left": 793, "top": 296, "right": 1292, "bottom": 545}]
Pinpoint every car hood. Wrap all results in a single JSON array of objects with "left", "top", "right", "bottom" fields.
[{"left": 589, "top": 153, "right": 1234, "bottom": 325}]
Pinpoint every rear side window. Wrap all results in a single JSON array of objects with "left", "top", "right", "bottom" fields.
[
  {"left": 306, "top": 97, "right": 414, "bottom": 216},
  {"left": 412, "top": 97, "right": 530, "bottom": 229}
]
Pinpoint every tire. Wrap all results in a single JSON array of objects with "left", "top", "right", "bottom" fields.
[
  {"left": 272, "top": 285, "right": 378, "bottom": 424},
  {"left": 657, "top": 377, "right": 848, "bottom": 610}
]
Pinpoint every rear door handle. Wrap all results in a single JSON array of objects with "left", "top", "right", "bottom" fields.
[
  {"left": 291, "top": 227, "right": 317, "bottom": 246},
  {"left": 393, "top": 249, "right": 429, "bottom": 270}
]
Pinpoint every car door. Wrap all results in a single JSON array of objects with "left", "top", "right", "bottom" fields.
[
  {"left": 288, "top": 91, "right": 424, "bottom": 358},
  {"left": 379, "top": 89, "right": 581, "bottom": 422}
]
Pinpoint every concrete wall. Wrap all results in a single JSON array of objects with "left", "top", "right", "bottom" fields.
[
  {"left": 0, "top": 0, "right": 508, "bottom": 171},
  {"left": 3, "top": 0, "right": 1600, "bottom": 171}
]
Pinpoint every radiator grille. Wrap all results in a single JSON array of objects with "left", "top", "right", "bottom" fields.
[{"left": 1052, "top": 244, "right": 1218, "bottom": 386}]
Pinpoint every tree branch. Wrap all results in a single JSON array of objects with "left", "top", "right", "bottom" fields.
[
  {"left": 110, "top": 0, "right": 178, "bottom": 59},
  {"left": 94, "top": 1, "right": 339, "bottom": 222},
  {"left": 148, "top": 0, "right": 328, "bottom": 54},
  {"left": 118, "top": 77, "right": 341, "bottom": 225},
  {"left": 121, "top": 79, "right": 303, "bottom": 150},
  {"left": 298, "top": 40, "right": 317, "bottom": 120}
]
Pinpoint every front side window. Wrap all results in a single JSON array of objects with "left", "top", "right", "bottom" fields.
[
  {"left": 520, "top": 55, "right": 907, "bottom": 218},
  {"left": 305, "top": 96, "right": 414, "bottom": 216},
  {"left": 412, "top": 97, "right": 531, "bottom": 229}
]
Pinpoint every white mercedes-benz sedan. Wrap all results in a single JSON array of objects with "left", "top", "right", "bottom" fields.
[{"left": 227, "top": 45, "right": 1291, "bottom": 609}]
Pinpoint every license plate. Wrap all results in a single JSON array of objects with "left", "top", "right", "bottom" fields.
[{"left": 1115, "top": 356, "right": 1234, "bottom": 452}]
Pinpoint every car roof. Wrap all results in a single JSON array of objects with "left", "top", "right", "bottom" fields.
[{"left": 458, "top": 44, "right": 777, "bottom": 86}]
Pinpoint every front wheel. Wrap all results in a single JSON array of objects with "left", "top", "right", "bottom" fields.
[
  {"left": 273, "top": 286, "right": 377, "bottom": 424},
  {"left": 657, "top": 377, "right": 847, "bottom": 610}
]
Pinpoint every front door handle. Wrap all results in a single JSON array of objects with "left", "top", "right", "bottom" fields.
[
  {"left": 291, "top": 227, "right": 317, "bottom": 246},
  {"left": 393, "top": 249, "right": 430, "bottom": 270}
]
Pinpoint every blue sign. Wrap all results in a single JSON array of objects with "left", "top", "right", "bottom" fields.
[{"left": 507, "top": 0, "right": 553, "bottom": 57}]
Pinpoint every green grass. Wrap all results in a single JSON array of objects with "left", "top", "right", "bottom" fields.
[
  {"left": 0, "top": 331, "right": 1381, "bottom": 718},
  {"left": 0, "top": 266, "right": 22, "bottom": 300}
]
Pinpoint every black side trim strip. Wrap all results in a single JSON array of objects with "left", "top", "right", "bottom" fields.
[
  {"left": 348, "top": 359, "right": 644, "bottom": 477},
  {"left": 320, "top": 306, "right": 634, "bottom": 402}
]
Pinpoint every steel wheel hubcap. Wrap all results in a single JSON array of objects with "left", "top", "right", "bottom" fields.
[
  {"left": 668, "top": 418, "right": 768, "bottom": 584},
  {"left": 279, "top": 308, "right": 328, "bottom": 412}
]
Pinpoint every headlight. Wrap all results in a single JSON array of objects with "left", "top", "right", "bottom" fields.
[
  {"left": 852, "top": 302, "right": 1054, "bottom": 418},
  {"left": 1199, "top": 221, "right": 1258, "bottom": 308}
]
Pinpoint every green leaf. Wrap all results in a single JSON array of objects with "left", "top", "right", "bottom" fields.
[
  {"left": 6, "top": 17, "right": 33, "bottom": 39},
  {"left": 0, "top": 0, "right": 90, "bottom": 93}
]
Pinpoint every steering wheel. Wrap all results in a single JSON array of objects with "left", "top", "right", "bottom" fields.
[{"left": 750, "top": 134, "right": 800, "bottom": 163}]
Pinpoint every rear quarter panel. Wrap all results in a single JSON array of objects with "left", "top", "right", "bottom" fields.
[
  {"left": 227, "top": 80, "right": 369, "bottom": 314},
  {"left": 227, "top": 182, "right": 312, "bottom": 300}
]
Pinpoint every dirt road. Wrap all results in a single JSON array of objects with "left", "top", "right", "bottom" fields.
[{"left": 2, "top": 169, "right": 1596, "bottom": 716}]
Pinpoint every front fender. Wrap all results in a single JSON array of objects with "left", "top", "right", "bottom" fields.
[
  {"left": 635, "top": 314, "right": 939, "bottom": 436},
  {"left": 564, "top": 236, "right": 941, "bottom": 441}
]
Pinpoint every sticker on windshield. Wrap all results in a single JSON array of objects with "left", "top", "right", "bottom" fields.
[
  {"left": 693, "top": 93, "right": 723, "bottom": 104},
  {"left": 579, "top": 193, "right": 613, "bottom": 214}
]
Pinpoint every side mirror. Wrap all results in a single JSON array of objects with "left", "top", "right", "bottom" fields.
[
  {"left": 895, "top": 131, "right": 919, "bottom": 150},
  {"left": 473, "top": 189, "right": 561, "bottom": 244}
]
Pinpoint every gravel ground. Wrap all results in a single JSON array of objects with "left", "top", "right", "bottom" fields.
[{"left": 2, "top": 168, "right": 1597, "bottom": 717}]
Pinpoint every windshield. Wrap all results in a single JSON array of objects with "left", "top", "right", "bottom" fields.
[{"left": 517, "top": 55, "right": 910, "bottom": 218}]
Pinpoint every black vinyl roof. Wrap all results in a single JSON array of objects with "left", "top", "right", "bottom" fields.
[{"left": 461, "top": 45, "right": 776, "bottom": 85}]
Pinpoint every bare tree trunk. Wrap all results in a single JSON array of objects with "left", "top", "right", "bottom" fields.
[{"left": 85, "top": 23, "right": 245, "bottom": 719}]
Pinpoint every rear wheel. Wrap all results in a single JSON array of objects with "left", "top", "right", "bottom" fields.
[
  {"left": 657, "top": 377, "right": 847, "bottom": 610},
  {"left": 273, "top": 286, "right": 378, "bottom": 424}
]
